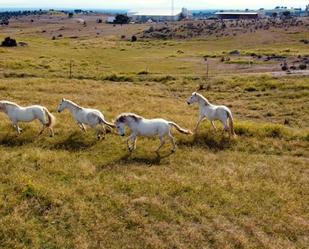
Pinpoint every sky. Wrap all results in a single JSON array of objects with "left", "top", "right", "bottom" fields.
[{"left": 0, "top": 0, "right": 308, "bottom": 10}]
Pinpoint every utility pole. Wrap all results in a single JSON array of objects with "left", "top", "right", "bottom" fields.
[
  {"left": 69, "top": 60, "right": 73, "bottom": 79},
  {"left": 204, "top": 56, "right": 209, "bottom": 79}
]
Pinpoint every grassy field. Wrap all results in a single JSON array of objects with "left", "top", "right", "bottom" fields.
[{"left": 0, "top": 16, "right": 308, "bottom": 249}]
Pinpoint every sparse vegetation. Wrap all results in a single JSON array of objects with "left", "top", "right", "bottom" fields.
[
  {"left": 131, "top": 35, "right": 137, "bottom": 42},
  {"left": 1, "top": 37, "right": 17, "bottom": 47},
  {"left": 0, "top": 13, "right": 308, "bottom": 249},
  {"left": 114, "top": 14, "right": 130, "bottom": 25},
  {"left": 102, "top": 73, "right": 134, "bottom": 82}
]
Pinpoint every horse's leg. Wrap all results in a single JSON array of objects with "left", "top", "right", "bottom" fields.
[
  {"left": 168, "top": 132, "right": 176, "bottom": 152},
  {"left": 194, "top": 116, "right": 204, "bottom": 134},
  {"left": 132, "top": 137, "right": 137, "bottom": 150},
  {"left": 155, "top": 136, "right": 166, "bottom": 154},
  {"left": 38, "top": 124, "right": 45, "bottom": 135},
  {"left": 78, "top": 123, "right": 86, "bottom": 132},
  {"left": 211, "top": 121, "right": 217, "bottom": 131},
  {"left": 95, "top": 127, "right": 100, "bottom": 140},
  {"left": 13, "top": 121, "right": 22, "bottom": 134},
  {"left": 221, "top": 118, "right": 229, "bottom": 136},
  {"left": 41, "top": 117, "right": 54, "bottom": 137},
  {"left": 90, "top": 124, "right": 102, "bottom": 140},
  {"left": 96, "top": 128, "right": 104, "bottom": 140},
  {"left": 99, "top": 124, "right": 106, "bottom": 140},
  {"left": 12, "top": 123, "right": 17, "bottom": 133},
  {"left": 49, "top": 127, "right": 55, "bottom": 137},
  {"left": 127, "top": 134, "right": 136, "bottom": 152},
  {"left": 37, "top": 116, "right": 47, "bottom": 135}
]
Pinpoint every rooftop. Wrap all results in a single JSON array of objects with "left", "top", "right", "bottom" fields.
[
  {"left": 215, "top": 12, "right": 258, "bottom": 15},
  {"left": 129, "top": 9, "right": 182, "bottom": 17}
]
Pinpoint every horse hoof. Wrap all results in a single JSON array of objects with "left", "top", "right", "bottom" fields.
[{"left": 97, "top": 134, "right": 103, "bottom": 140}]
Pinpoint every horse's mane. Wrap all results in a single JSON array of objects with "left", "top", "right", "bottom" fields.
[
  {"left": 64, "top": 99, "right": 82, "bottom": 109},
  {"left": 195, "top": 92, "right": 211, "bottom": 105},
  {"left": 116, "top": 113, "right": 143, "bottom": 123},
  {"left": 0, "top": 100, "right": 20, "bottom": 108}
]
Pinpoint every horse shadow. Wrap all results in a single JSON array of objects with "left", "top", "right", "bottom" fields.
[
  {"left": 50, "top": 132, "right": 97, "bottom": 151},
  {"left": 113, "top": 150, "right": 175, "bottom": 166},
  {"left": 0, "top": 133, "right": 37, "bottom": 147},
  {"left": 178, "top": 132, "right": 235, "bottom": 151}
]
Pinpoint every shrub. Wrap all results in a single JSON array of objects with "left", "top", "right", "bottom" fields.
[
  {"left": 131, "top": 35, "right": 137, "bottom": 42},
  {"left": 114, "top": 14, "right": 130, "bottom": 24},
  {"left": 281, "top": 65, "right": 288, "bottom": 71},
  {"left": 137, "top": 70, "right": 149, "bottom": 75},
  {"left": 245, "top": 86, "right": 257, "bottom": 92},
  {"left": 290, "top": 65, "right": 296, "bottom": 70},
  {"left": 299, "top": 64, "right": 307, "bottom": 70},
  {"left": 263, "top": 125, "right": 285, "bottom": 138},
  {"left": 235, "top": 122, "right": 290, "bottom": 139},
  {"left": 102, "top": 73, "right": 133, "bottom": 82},
  {"left": 152, "top": 75, "right": 176, "bottom": 83},
  {"left": 1, "top": 37, "right": 17, "bottom": 47}
]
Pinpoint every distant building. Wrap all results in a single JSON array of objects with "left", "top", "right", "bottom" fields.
[
  {"left": 262, "top": 7, "right": 306, "bottom": 18},
  {"left": 107, "top": 16, "right": 116, "bottom": 23},
  {"left": 128, "top": 8, "right": 191, "bottom": 22},
  {"left": 215, "top": 11, "right": 259, "bottom": 19}
]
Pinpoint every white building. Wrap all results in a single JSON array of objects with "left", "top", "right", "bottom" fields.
[
  {"left": 107, "top": 16, "right": 116, "bottom": 23},
  {"left": 128, "top": 8, "right": 191, "bottom": 22}
]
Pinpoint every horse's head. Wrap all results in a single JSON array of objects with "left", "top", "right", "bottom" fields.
[
  {"left": 187, "top": 92, "right": 199, "bottom": 105},
  {"left": 114, "top": 116, "right": 126, "bottom": 136},
  {"left": 57, "top": 98, "right": 66, "bottom": 113}
]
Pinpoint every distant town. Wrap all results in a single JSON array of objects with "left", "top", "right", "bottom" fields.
[{"left": 1, "top": 5, "right": 309, "bottom": 25}]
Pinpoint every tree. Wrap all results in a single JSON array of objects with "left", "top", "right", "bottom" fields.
[
  {"left": 282, "top": 11, "right": 291, "bottom": 18},
  {"left": 1, "top": 37, "right": 17, "bottom": 47},
  {"left": 114, "top": 14, "right": 130, "bottom": 24},
  {"left": 131, "top": 35, "right": 137, "bottom": 42},
  {"left": 272, "top": 12, "right": 278, "bottom": 18}
]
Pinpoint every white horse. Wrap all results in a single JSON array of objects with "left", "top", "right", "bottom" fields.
[
  {"left": 57, "top": 98, "right": 115, "bottom": 139},
  {"left": 114, "top": 113, "right": 192, "bottom": 154},
  {"left": 0, "top": 100, "right": 56, "bottom": 136},
  {"left": 187, "top": 92, "right": 236, "bottom": 136}
]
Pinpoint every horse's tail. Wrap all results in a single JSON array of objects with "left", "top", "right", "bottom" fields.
[
  {"left": 168, "top": 121, "right": 192, "bottom": 135},
  {"left": 43, "top": 108, "right": 56, "bottom": 128},
  {"left": 98, "top": 116, "right": 115, "bottom": 129},
  {"left": 226, "top": 109, "right": 236, "bottom": 136}
]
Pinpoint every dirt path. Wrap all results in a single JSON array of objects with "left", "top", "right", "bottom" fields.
[{"left": 271, "top": 70, "right": 309, "bottom": 77}]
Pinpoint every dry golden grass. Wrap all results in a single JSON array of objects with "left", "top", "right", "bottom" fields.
[{"left": 0, "top": 16, "right": 308, "bottom": 249}]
